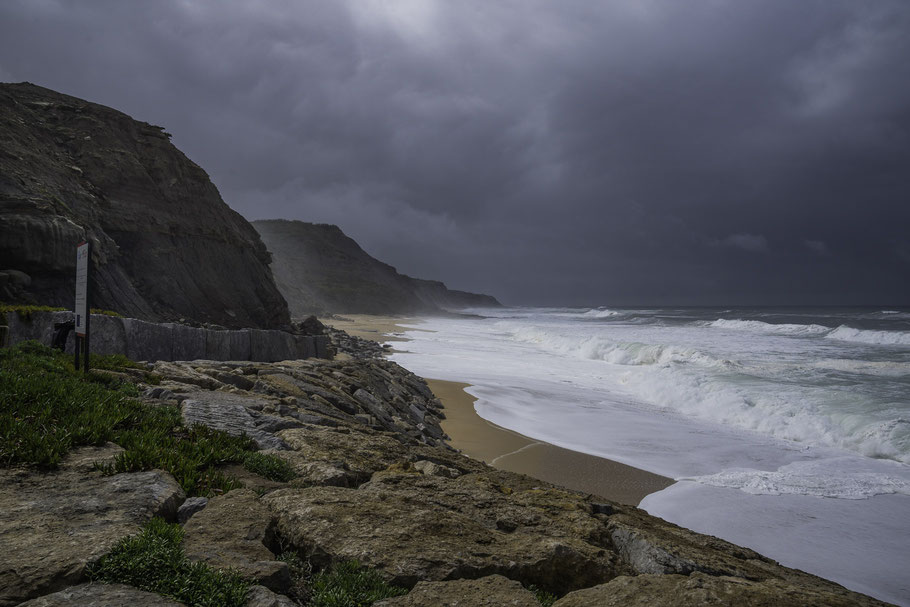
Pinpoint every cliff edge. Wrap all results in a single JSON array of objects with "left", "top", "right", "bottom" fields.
[
  {"left": 0, "top": 83, "right": 290, "bottom": 328},
  {"left": 253, "top": 219, "right": 500, "bottom": 316}
]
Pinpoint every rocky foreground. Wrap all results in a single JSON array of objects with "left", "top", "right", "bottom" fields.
[{"left": 0, "top": 354, "right": 892, "bottom": 606}]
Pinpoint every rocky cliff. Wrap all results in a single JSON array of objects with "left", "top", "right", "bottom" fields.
[
  {"left": 253, "top": 219, "right": 500, "bottom": 316},
  {"left": 0, "top": 83, "right": 290, "bottom": 328}
]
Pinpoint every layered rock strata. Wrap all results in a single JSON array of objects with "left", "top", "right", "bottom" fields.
[{"left": 0, "top": 83, "right": 289, "bottom": 328}]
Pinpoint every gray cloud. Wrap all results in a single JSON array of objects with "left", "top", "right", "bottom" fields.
[{"left": 2, "top": 0, "right": 908, "bottom": 305}]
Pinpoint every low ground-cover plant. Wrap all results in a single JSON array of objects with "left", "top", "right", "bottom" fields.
[
  {"left": 308, "top": 561, "right": 408, "bottom": 607},
  {"left": 529, "top": 585, "right": 557, "bottom": 607},
  {"left": 0, "top": 341, "right": 292, "bottom": 495},
  {"left": 88, "top": 517, "right": 249, "bottom": 607},
  {"left": 0, "top": 303, "right": 122, "bottom": 318},
  {"left": 242, "top": 451, "right": 297, "bottom": 483}
]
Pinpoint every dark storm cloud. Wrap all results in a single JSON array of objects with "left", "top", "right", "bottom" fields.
[{"left": 2, "top": 0, "right": 909, "bottom": 305}]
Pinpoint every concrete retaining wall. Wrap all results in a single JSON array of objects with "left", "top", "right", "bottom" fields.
[{"left": 4, "top": 311, "right": 330, "bottom": 363}]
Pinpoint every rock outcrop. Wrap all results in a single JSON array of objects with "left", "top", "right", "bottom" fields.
[
  {"left": 0, "top": 445, "right": 184, "bottom": 607},
  {"left": 374, "top": 575, "right": 541, "bottom": 606},
  {"left": 15, "top": 583, "right": 185, "bottom": 607},
  {"left": 1, "top": 349, "right": 893, "bottom": 606},
  {"left": 0, "top": 82, "right": 289, "bottom": 328},
  {"left": 253, "top": 219, "right": 500, "bottom": 316}
]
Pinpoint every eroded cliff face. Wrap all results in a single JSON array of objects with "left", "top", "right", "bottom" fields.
[
  {"left": 0, "top": 82, "right": 289, "bottom": 328},
  {"left": 253, "top": 219, "right": 500, "bottom": 316}
]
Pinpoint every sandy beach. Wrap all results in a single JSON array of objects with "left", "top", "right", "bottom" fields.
[
  {"left": 427, "top": 378, "right": 674, "bottom": 505},
  {"left": 329, "top": 314, "right": 675, "bottom": 506},
  {"left": 324, "top": 314, "right": 424, "bottom": 342}
]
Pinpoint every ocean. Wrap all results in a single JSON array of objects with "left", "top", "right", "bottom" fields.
[{"left": 388, "top": 306, "right": 910, "bottom": 605}]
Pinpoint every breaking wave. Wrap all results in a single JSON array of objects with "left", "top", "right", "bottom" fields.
[
  {"left": 581, "top": 308, "right": 621, "bottom": 319},
  {"left": 825, "top": 326, "right": 910, "bottom": 346},
  {"left": 509, "top": 326, "right": 734, "bottom": 368},
  {"left": 708, "top": 319, "right": 830, "bottom": 336}
]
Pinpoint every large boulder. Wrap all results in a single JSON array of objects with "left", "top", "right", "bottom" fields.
[
  {"left": 182, "top": 489, "right": 289, "bottom": 592},
  {"left": 375, "top": 575, "right": 539, "bottom": 607},
  {"left": 15, "top": 583, "right": 184, "bottom": 607},
  {"left": 180, "top": 392, "right": 291, "bottom": 450},
  {"left": 551, "top": 573, "right": 885, "bottom": 607},
  {"left": 263, "top": 472, "right": 622, "bottom": 595},
  {"left": 0, "top": 446, "right": 184, "bottom": 606}
]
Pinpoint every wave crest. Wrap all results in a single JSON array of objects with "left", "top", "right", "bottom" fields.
[
  {"left": 826, "top": 325, "right": 910, "bottom": 346},
  {"left": 709, "top": 319, "right": 830, "bottom": 335}
]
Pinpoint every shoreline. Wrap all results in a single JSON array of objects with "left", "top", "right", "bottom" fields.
[
  {"left": 427, "top": 378, "right": 674, "bottom": 506},
  {"left": 327, "top": 314, "right": 674, "bottom": 506}
]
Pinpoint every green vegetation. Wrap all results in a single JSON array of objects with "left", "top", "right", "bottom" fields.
[
  {"left": 91, "top": 307, "right": 124, "bottom": 317},
  {"left": 0, "top": 303, "right": 122, "bottom": 318},
  {"left": 529, "top": 585, "right": 557, "bottom": 607},
  {"left": 308, "top": 561, "right": 408, "bottom": 607},
  {"left": 242, "top": 451, "right": 297, "bottom": 483},
  {"left": 0, "top": 341, "right": 289, "bottom": 495},
  {"left": 278, "top": 551, "right": 312, "bottom": 603},
  {"left": 88, "top": 518, "right": 249, "bottom": 607},
  {"left": 0, "top": 303, "right": 66, "bottom": 319}
]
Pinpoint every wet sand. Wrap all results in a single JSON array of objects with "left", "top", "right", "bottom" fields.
[
  {"left": 427, "top": 378, "right": 675, "bottom": 506},
  {"left": 324, "top": 314, "right": 426, "bottom": 343},
  {"left": 325, "top": 314, "right": 675, "bottom": 506}
]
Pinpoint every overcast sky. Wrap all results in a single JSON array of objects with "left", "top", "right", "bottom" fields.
[{"left": 2, "top": 1, "right": 909, "bottom": 306}]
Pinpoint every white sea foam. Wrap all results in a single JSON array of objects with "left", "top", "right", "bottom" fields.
[
  {"left": 508, "top": 325, "right": 734, "bottom": 368},
  {"left": 813, "top": 359, "right": 910, "bottom": 377},
  {"left": 688, "top": 459, "right": 910, "bottom": 499},
  {"left": 389, "top": 309, "right": 910, "bottom": 603},
  {"left": 581, "top": 308, "right": 620, "bottom": 318},
  {"left": 826, "top": 325, "right": 910, "bottom": 346},
  {"left": 709, "top": 318, "right": 830, "bottom": 335}
]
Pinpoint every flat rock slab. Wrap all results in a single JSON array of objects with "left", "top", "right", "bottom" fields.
[
  {"left": 551, "top": 573, "right": 889, "bottom": 607},
  {"left": 182, "top": 489, "right": 289, "bottom": 592},
  {"left": 244, "top": 585, "right": 297, "bottom": 607},
  {"left": 264, "top": 473, "right": 621, "bottom": 595},
  {"left": 277, "top": 425, "right": 483, "bottom": 489},
  {"left": 181, "top": 393, "right": 288, "bottom": 450},
  {"left": 0, "top": 452, "right": 184, "bottom": 606},
  {"left": 374, "top": 574, "right": 539, "bottom": 606},
  {"left": 16, "top": 582, "right": 185, "bottom": 606}
]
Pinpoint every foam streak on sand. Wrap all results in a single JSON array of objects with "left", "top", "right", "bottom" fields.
[
  {"left": 388, "top": 308, "right": 910, "bottom": 605},
  {"left": 426, "top": 378, "right": 674, "bottom": 506}
]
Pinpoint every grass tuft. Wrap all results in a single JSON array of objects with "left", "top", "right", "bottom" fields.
[
  {"left": 88, "top": 518, "right": 249, "bottom": 607},
  {"left": 0, "top": 341, "right": 260, "bottom": 496},
  {"left": 0, "top": 303, "right": 122, "bottom": 318},
  {"left": 242, "top": 451, "right": 297, "bottom": 483},
  {"left": 529, "top": 585, "right": 557, "bottom": 607},
  {"left": 309, "top": 561, "right": 407, "bottom": 607}
]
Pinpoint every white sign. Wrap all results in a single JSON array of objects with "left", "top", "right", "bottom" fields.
[{"left": 75, "top": 242, "right": 89, "bottom": 336}]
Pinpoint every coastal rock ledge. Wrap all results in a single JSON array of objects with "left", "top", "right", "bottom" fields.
[{"left": 0, "top": 354, "right": 893, "bottom": 606}]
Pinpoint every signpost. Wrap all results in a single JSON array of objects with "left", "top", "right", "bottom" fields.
[{"left": 74, "top": 241, "right": 90, "bottom": 372}]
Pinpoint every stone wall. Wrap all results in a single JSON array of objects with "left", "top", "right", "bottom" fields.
[{"left": 3, "top": 311, "right": 330, "bottom": 363}]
